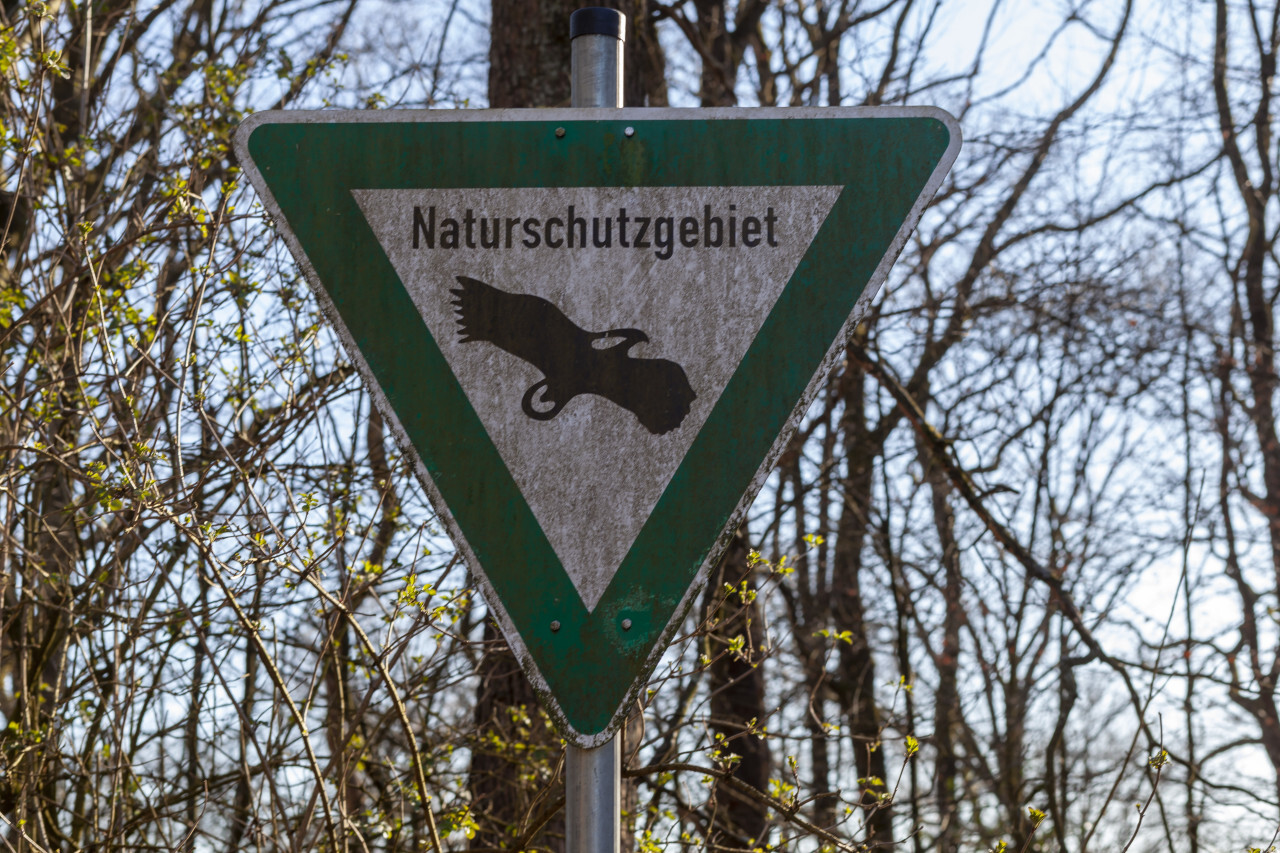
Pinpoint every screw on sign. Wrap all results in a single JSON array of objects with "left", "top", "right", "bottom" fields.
[{"left": 234, "top": 7, "right": 959, "bottom": 851}]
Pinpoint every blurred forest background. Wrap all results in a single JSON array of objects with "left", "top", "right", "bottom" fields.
[{"left": 2, "top": 0, "right": 1279, "bottom": 850}]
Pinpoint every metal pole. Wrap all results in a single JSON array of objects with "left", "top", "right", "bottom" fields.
[
  {"left": 566, "top": 14, "right": 625, "bottom": 852},
  {"left": 570, "top": 7, "right": 625, "bottom": 109},
  {"left": 566, "top": 735, "right": 621, "bottom": 853}
]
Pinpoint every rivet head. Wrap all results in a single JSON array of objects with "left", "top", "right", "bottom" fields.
[
  {"left": 624, "top": 126, "right": 635, "bottom": 137},
  {"left": 555, "top": 127, "right": 566, "bottom": 138},
  {"left": 621, "top": 618, "right": 633, "bottom": 630},
  {"left": 550, "top": 620, "right": 561, "bottom": 632}
]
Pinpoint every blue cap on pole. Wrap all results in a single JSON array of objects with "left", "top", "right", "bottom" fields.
[{"left": 570, "top": 7, "right": 626, "bottom": 41}]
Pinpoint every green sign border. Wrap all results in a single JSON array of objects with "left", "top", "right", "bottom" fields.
[{"left": 235, "top": 107, "right": 959, "bottom": 744}]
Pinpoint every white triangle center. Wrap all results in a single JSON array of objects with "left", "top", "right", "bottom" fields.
[{"left": 356, "top": 186, "right": 841, "bottom": 609}]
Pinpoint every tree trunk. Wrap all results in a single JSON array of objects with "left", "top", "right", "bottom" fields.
[
  {"left": 488, "top": 0, "right": 574, "bottom": 108},
  {"left": 701, "top": 529, "right": 772, "bottom": 849},
  {"left": 469, "top": 620, "right": 565, "bottom": 851},
  {"left": 832, "top": 358, "right": 893, "bottom": 846},
  {"left": 915, "top": 419, "right": 963, "bottom": 852},
  {"left": 489, "top": 0, "right": 665, "bottom": 108},
  {"left": 476, "top": 2, "right": 668, "bottom": 848}
]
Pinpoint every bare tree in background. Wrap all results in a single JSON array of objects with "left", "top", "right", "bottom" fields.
[{"left": 4, "top": 0, "right": 1280, "bottom": 851}]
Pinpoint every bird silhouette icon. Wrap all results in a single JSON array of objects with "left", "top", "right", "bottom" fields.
[{"left": 450, "top": 276, "right": 696, "bottom": 435}]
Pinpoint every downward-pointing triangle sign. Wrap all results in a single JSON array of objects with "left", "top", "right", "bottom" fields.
[{"left": 234, "top": 107, "right": 960, "bottom": 746}]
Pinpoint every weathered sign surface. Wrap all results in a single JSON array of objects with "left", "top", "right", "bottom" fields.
[{"left": 234, "top": 107, "right": 961, "bottom": 746}]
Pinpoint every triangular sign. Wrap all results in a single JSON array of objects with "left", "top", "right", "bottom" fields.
[{"left": 234, "top": 108, "right": 960, "bottom": 746}]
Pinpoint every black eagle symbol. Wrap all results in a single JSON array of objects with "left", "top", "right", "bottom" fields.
[{"left": 450, "top": 276, "right": 696, "bottom": 435}]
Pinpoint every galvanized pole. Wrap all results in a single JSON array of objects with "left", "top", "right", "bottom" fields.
[
  {"left": 566, "top": 736, "right": 621, "bottom": 853},
  {"left": 565, "top": 12, "right": 625, "bottom": 853},
  {"left": 570, "top": 7, "right": 625, "bottom": 109}
]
